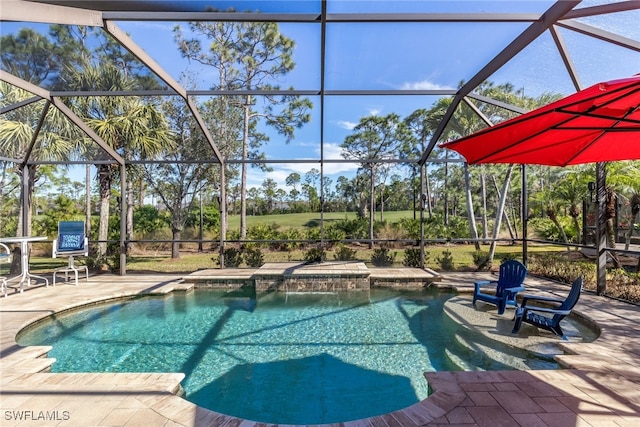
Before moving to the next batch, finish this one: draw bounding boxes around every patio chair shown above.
[1,242,10,297]
[52,221,89,286]
[511,277,583,340]
[472,259,527,315]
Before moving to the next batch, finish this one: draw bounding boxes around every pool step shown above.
[2,372,186,395]
[0,345,55,374]
[3,357,56,373]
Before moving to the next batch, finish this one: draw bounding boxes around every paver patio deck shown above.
[1,269,639,426]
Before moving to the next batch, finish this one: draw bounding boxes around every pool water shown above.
[17,288,557,424]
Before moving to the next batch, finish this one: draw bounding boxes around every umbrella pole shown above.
[596,162,607,295]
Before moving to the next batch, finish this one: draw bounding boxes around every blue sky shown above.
[2,1,640,191]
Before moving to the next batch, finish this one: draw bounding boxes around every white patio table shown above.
[0,236,49,293]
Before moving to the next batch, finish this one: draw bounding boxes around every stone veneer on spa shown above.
[183,261,440,291]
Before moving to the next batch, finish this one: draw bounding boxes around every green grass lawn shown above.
[226,210,418,230]
[22,243,561,274]
[124,243,565,273]
[13,210,563,274]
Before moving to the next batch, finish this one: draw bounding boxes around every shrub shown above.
[472,250,491,271]
[243,244,264,268]
[498,253,519,262]
[324,223,347,248]
[186,204,220,231]
[403,248,429,268]
[333,218,368,239]
[527,254,596,288]
[278,228,303,251]
[371,247,396,266]
[529,217,577,242]
[305,227,322,242]
[304,247,326,263]
[422,215,451,239]
[376,222,409,244]
[397,218,421,240]
[607,269,640,301]
[519,253,640,302]
[86,255,104,272]
[334,244,357,261]
[436,249,454,270]
[247,223,280,246]
[222,247,243,267]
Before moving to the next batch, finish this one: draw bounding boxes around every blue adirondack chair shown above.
[511,277,583,340]
[472,259,527,315]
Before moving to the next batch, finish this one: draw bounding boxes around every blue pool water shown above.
[17,288,557,424]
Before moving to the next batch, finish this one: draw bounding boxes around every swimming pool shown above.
[17,288,559,424]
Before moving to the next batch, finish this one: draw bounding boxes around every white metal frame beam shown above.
[0,70,124,165]
[418,0,582,165]
[1,0,103,26]
[103,21,223,164]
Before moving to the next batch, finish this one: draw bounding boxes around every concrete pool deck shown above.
[1,269,639,426]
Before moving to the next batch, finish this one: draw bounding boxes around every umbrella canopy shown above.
[440,75,640,166]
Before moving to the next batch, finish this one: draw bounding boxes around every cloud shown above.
[337,120,357,130]
[367,108,380,116]
[400,79,455,91]
[244,147,360,190]
[322,162,359,176]
[322,142,344,160]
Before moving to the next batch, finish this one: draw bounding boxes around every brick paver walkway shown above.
[1,270,639,426]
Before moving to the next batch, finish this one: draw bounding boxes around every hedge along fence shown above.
[527,253,640,303]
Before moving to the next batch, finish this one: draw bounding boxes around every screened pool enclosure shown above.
[1,1,639,276]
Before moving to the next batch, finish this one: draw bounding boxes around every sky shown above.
[2,0,640,192]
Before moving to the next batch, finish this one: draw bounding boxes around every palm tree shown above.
[551,167,590,246]
[600,161,640,269]
[0,83,82,236]
[63,63,171,259]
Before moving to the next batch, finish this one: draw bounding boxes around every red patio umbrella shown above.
[440,75,640,166]
[440,75,640,296]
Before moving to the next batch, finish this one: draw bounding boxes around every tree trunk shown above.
[138,175,145,207]
[16,166,35,238]
[85,164,91,246]
[481,170,488,240]
[379,184,385,222]
[369,166,375,249]
[126,179,134,254]
[357,198,368,219]
[624,209,638,251]
[509,197,519,240]
[221,168,228,242]
[491,175,516,241]
[240,97,251,240]
[546,206,570,245]
[464,163,480,251]
[171,228,181,259]
[487,165,514,264]
[443,153,449,226]
[605,187,622,268]
[425,164,433,219]
[570,203,581,247]
[97,165,111,258]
